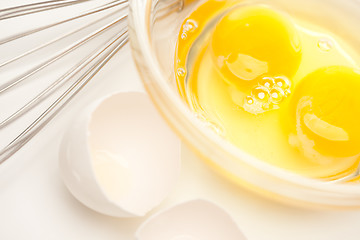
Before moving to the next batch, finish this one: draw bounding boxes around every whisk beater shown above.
[0,0,129,164]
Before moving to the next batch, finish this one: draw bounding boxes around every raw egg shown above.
[288,66,360,159]
[175,0,360,179]
[210,5,301,114]
[211,5,301,85]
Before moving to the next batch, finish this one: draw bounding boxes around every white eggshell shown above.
[59,91,181,217]
[136,199,247,240]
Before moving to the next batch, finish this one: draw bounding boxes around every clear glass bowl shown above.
[128,0,360,208]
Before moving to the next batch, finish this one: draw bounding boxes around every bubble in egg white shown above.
[183,19,198,32]
[317,38,333,51]
[270,87,284,103]
[177,67,186,77]
[259,77,275,88]
[252,86,270,102]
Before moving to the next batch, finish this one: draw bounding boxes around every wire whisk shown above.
[0,0,129,164]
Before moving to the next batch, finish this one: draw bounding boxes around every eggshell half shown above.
[136,199,247,240]
[59,91,181,217]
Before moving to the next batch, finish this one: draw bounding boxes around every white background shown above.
[1,44,360,240]
[1,1,360,239]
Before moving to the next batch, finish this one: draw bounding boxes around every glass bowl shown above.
[128,0,360,208]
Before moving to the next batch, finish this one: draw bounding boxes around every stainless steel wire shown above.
[0,0,129,164]
[0,0,127,45]
[0,0,92,20]
[0,14,127,127]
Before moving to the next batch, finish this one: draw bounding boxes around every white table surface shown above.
[1,2,360,239]
[1,45,360,240]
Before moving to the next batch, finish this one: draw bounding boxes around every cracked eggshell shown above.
[136,199,247,240]
[59,91,181,217]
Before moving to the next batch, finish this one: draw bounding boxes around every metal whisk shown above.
[0,0,129,164]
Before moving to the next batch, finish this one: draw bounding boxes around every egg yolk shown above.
[288,66,360,160]
[210,5,302,114]
[211,5,301,85]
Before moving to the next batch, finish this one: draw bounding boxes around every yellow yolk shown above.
[211,5,301,85]
[210,5,301,114]
[288,66,360,159]
[175,2,360,179]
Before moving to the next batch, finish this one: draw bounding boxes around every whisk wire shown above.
[0,14,127,128]
[0,0,128,45]
[0,14,127,94]
[0,29,128,164]
[0,0,129,164]
[0,2,124,68]
[0,0,91,20]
